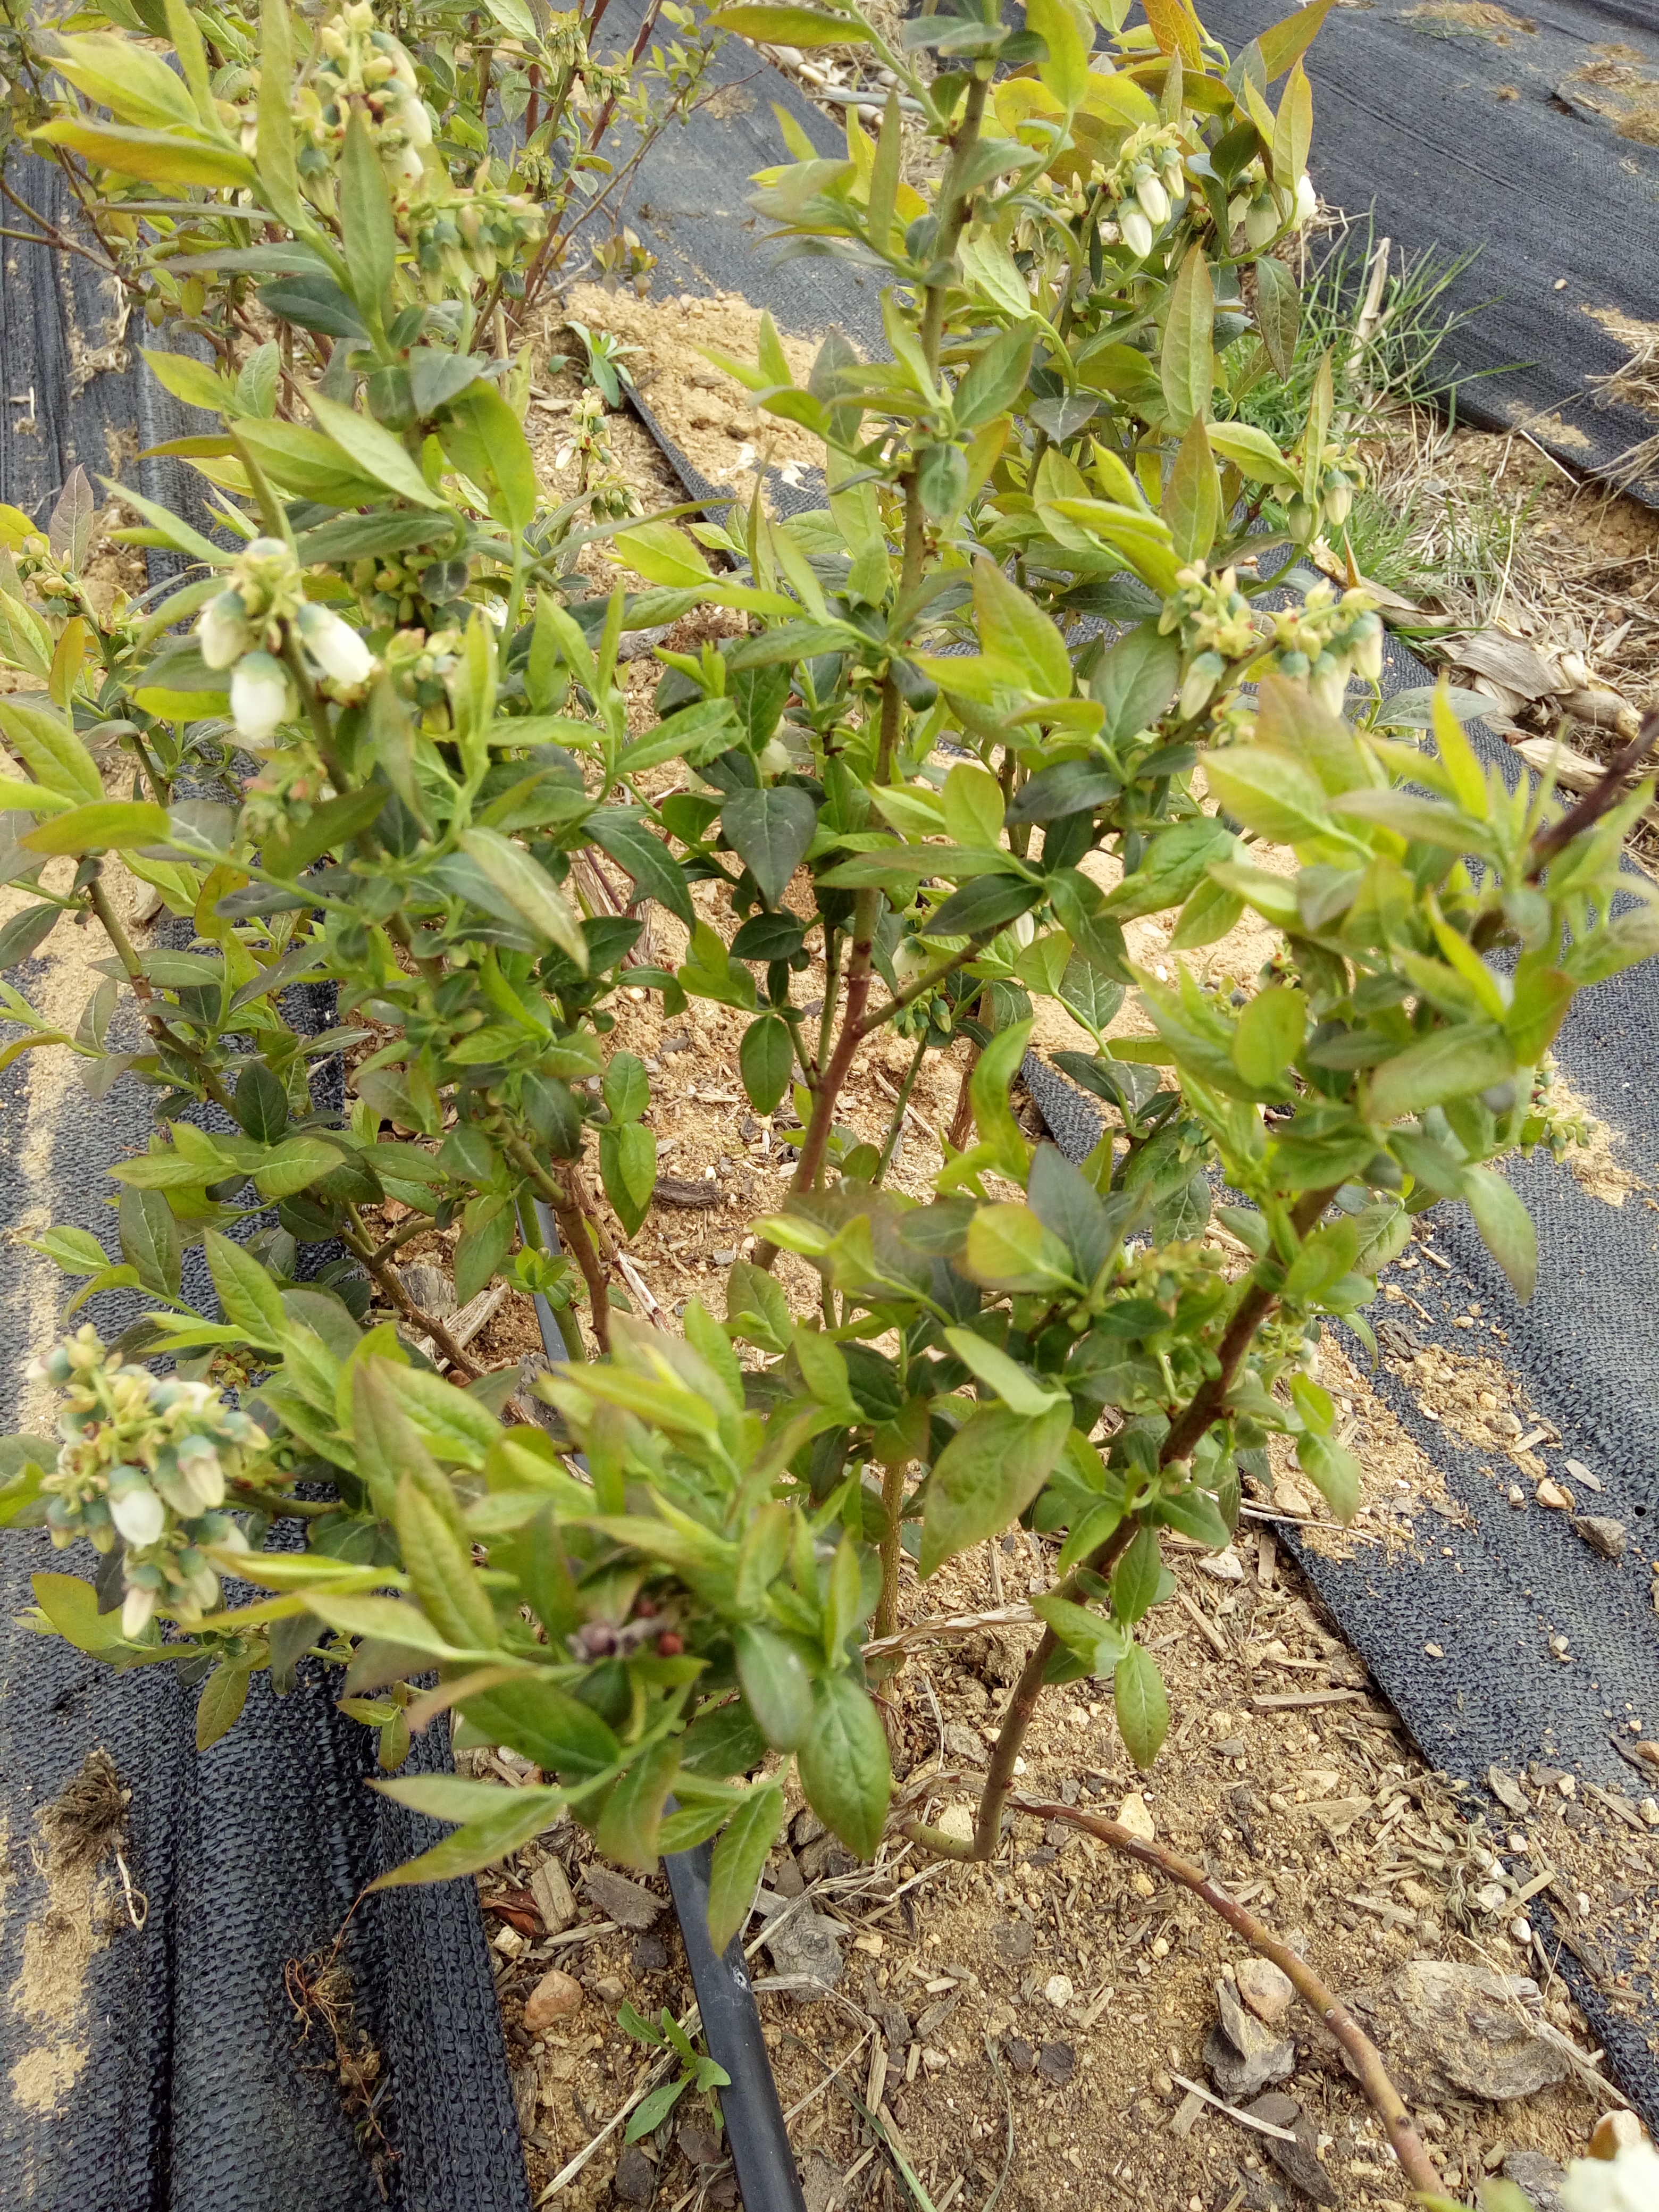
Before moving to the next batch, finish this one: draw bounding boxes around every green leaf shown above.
[1253,255,1300,378]
[1161,245,1214,432]
[960,1204,1077,1294]
[340,108,396,323]
[920,1400,1073,1577]
[1165,417,1220,563]
[204,1229,286,1344]
[1205,420,1299,488]
[234,1059,290,1144]
[255,0,303,227]
[30,1571,131,1652]
[735,1622,814,1750]
[1101,818,1233,921]
[1233,985,1305,1087]
[253,1136,345,1200]
[458,828,587,967]
[1204,745,1335,847]
[306,389,445,510]
[1461,1165,1536,1302]
[739,1015,794,1115]
[589,811,694,928]
[942,1327,1068,1418]
[954,322,1037,432]
[942,762,1006,850]
[1271,61,1313,188]
[119,1184,181,1298]
[720,787,817,909]
[603,1051,650,1126]
[709,3,874,44]
[196,1662,253,1750]
[592,1735,681,1869]
[30,116,256,191]
[797,1669,891,1859]
[928,873,1043,939]
[971,557,1071,699]
[1113,1643,1169,1769]
[707,1782,786,1951]
[1294,1431,1361,1521]
[368,1782,566,1888]
[0,699,107,803]
[599,1121,657,1238]
[396,1473,500,1651]
[1031,1591,1129,1679]
[624,2079,690,2144]
[1027,1142,1118,1283]
[1088,620,1180,745]
[0,903,62,970]
[1110,1523,1165,1624]
[441,383,539,535]
[1168,874,1244,951]
[455,1195,516,1304]
[1364,1023,1510,1124]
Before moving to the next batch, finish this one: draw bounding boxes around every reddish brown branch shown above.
[1010,1796,1447,2199]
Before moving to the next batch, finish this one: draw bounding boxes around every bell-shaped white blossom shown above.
[198,589,251,671]
[108,1478,165,1548]
[230,651,292,745]
[296,602,374,688]
[1120,205,1154,261]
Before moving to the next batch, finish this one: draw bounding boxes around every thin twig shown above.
[1009,1797,1447,2197]
[1168,2074,1297,2142]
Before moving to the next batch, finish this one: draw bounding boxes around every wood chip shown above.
[1169,2074,1297,2142]
[651,1177,723,1209]
[1177,1590,1229,1660]
[1348,1892,1416,1928]
[1256,1531,1277,1589]
[1515,1869,1559,1906]
[1514,1428,1549,1454]
[1171,2087,1208,2138]
[1250,1689,1367,1711]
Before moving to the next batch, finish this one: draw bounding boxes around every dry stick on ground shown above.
[1010,1795,1448,2199]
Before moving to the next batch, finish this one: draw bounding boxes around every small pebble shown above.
[711,1246,738,1266]
[1044,1974,1075,2009]
[1565,1458,1602,1493]
[1571,1514,1627,1560]
[1115,1792,1156,1842]
[1536,1479,1572,1510]
[523,1967,583,2031]
[1236,1957,1294,2029]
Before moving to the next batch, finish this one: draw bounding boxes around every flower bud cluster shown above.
[381,624,466,731]
[1090,126,1188,262]
[1229,158,1318,250]
[405,165,547,301]
[197,537,375,747]
[1282,439,1366,545]
[1262,581,1383,713]
[297,3,434,188]
[1160,562,1262,720]
[31,1326,273,1636]
[554,387,639,521]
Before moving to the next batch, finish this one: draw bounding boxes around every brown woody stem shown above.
[1010,1797,1447,2199]
[86,877,238,1116]
[907,1184,1340,1863]
[342,1216,481,1378]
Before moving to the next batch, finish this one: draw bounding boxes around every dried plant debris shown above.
[283,1940,397,2200]
[1404,2,1537,40]
[5,1750,131,2118]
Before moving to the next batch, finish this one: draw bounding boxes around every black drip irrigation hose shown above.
[527,1196,808,2210]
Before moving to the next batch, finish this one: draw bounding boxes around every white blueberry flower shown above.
[1294,172,1318,227]
[107,1474,165,1548]
[198,589,251,670]
[1120,205,1154,261]
[230,651,292,745]
[295,602,374,687]
[121,1583,157,1638]
[1136,173,1170,227]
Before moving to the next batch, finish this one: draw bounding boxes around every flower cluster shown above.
[1262,581,1384,714]
[197,537,374,746]
[1229,156,1318,250]
[406,164,547,300]
[1160,562,1263,719]
[32,1327,271,1636]
[1090,125,1189,261]
[382,622,466,730]
[553,387,639,520]
[1282,435,1366,545]
[297,2,434,188]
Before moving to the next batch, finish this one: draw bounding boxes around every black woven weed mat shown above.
[1199,0,1659,500]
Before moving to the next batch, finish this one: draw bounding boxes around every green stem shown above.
[86,876,237,1115]
[874,1033,927,1184]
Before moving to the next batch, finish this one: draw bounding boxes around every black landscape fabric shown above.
[1200,0,1659,500]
